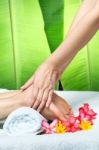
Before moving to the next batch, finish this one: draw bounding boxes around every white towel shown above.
[3,107,46,136]
[0,89,46,135]
[0,90,99,150]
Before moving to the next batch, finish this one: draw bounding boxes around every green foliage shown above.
[39,0,64,52]
[0,0,99,91]
[0,0,50,89]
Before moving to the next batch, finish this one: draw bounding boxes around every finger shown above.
[37,89,48,112]
[32,100,40,110]
[21,76,34,90]
[46,89,53,108]
[32,89,43,110]
[31,86,39,107]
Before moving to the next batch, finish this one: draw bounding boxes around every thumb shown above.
[21,76,34,90]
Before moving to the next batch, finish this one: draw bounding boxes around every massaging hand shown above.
[21,62,60,112]
[19,85,72,121]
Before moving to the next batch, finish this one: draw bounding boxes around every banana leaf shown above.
[39,0,64,52]
[0,0,99,91]
[0,0,16,89]
[0,0,50,89]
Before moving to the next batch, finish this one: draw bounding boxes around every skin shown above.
[21,0,99,112]
[0,86,72,121]
[0,90,22,99]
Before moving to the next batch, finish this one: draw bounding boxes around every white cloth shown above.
[0,89,46,136]
[3,107,46,135]
[0,90,99,150]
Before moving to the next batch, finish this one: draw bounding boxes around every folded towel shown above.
[3,107,46,136]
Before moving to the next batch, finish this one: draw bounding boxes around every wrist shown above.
[44,59,61,81]
[45,56,65,76]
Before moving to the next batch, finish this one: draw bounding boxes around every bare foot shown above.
[41,93,72,121]
[0,90,22,99]
[13,85,35,107]
[11,85,72,121]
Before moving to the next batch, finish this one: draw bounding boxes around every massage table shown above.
[0,90,99,150]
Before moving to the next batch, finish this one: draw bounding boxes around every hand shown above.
[21,86,72,121]
[21,62,60,112]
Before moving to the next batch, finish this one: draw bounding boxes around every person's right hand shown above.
[18,86,72,121]
[21,62,60,112]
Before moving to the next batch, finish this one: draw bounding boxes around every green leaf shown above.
[0,0,50,89]
[0,0,99,91]
[0,0,16,89]
[39,0,64,53]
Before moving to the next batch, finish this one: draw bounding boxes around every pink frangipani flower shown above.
[41,103,97,134]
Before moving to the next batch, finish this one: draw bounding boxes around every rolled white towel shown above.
[3,107,46,135]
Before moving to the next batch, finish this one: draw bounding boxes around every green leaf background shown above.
[0,0,99,91]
